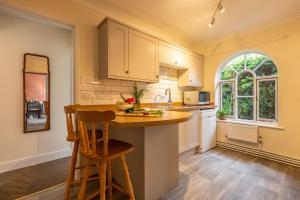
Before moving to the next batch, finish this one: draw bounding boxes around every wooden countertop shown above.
[76,105,192,128]
[111,111,192,128]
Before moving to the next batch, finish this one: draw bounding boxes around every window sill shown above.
[216,119,284,130]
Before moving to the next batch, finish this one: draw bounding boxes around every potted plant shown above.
[216,109,227,120]
[131,84,148,109]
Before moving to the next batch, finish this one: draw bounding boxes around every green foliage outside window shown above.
[259,80,276,119]
[221,83,234,116]
[220,53,277,121]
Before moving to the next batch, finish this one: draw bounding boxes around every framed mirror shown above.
[23,53,50,133]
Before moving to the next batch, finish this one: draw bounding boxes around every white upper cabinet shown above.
[128,29,159,82]
[159,40,203,87]
[99,19,158,82]
[178,53,203,87]
[159,41,189,69]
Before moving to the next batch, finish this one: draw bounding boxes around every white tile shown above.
[102,85,112,92]
[94,93,112,100]
[93,99,112,105]
[121,80,136,86]
[80,84,93,91]
[93,84,102,92]
[103,79,121,86]
[111,85,129,93]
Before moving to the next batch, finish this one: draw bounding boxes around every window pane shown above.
[226,54,245,72]
[221,83,234,116]
[237,97,254,120]
[259,80,276,120]
[238,71,254,96]
[246,53,266,70]
[255,59,277,77]
[220,68,236,80]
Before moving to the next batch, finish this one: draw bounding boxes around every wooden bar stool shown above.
[64,105,102,200]
[77,110,135,200]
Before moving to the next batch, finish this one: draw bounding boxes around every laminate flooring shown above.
[0,156,70,200]
[5,147,300,200]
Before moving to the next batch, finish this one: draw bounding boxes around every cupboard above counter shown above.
[98,18,203,87]
[99,19,159,82]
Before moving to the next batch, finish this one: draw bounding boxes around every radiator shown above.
[226,124,259,144]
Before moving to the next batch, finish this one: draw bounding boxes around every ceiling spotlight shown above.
[207,0,226,28]
[208,18,215,28]
[218,3,225,13]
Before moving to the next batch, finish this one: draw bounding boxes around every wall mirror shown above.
[24,53,50,133]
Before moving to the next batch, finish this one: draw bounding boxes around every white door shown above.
[108,21,129,78]
[128,29,158,81]
[187,111,199,149]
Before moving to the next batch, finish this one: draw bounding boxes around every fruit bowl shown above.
[116,103,134,111]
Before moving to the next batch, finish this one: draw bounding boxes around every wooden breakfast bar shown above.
[78,105,192,200]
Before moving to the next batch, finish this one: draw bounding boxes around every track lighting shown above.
[208,17,215,28]
[219,3,225,13]
[208,0,225,28]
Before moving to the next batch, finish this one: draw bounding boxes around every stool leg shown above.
[64,141,79,200]
[120,155,135,200]
[78,159,90,200]
[107,160,113,200]
[99,160,107,200]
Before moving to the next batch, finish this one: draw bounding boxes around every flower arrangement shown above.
[116,93,135,111]
[131,84,148,108]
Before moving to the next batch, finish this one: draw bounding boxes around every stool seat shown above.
[96,139,133,159]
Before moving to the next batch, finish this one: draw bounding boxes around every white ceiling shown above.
[97,0,300,44]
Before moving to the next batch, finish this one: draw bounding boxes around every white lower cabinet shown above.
[178,109,217,154]
[178,110,200,153]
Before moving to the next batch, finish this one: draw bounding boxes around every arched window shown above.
[219,52,278,122]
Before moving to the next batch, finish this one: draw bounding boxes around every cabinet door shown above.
[188,54,203,87]
[159,41,187,68]
[108,21,129,78]
[129,29,159,82]
[187,111,199,148]
[178,122,187,153]
[159,41,183,66]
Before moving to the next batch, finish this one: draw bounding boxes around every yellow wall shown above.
[0,0,192,104]
[194,17,300,160]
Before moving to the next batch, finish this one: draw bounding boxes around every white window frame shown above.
[220,81,235,118]
[235,69,256,121]
[218,52,278,125]
[256,78,278,123]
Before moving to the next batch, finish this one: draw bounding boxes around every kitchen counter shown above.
[77,104,192,200]
[111,111,192,128]
[162,104,216,111]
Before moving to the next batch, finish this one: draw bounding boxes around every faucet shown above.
[154,95,163,107]
[165,88,172,107]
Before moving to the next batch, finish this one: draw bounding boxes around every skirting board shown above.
[0,148,72,173]
[217,141,300,167]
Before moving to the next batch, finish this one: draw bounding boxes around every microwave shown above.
[183,91,210,105]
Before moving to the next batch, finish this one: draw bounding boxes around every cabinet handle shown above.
[126,70,129,74]
[175,61,178,65]
[190,80,192,83]
[156,75,159,78]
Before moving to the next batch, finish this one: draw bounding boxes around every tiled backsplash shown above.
[79,67,183,105]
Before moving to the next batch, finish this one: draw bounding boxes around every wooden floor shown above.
[163,147,300,200]
[0,157,70,200]
[6,147,300,200]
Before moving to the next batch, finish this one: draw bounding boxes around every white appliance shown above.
[183,91,210,105]
[199,109,216,153]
